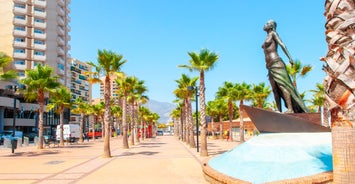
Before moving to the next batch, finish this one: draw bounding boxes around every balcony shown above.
[13,7,27,15]
[57,37,65,46]
[57,69,65,76]
[34,0,46,8]
[13,29,27,37]
[13,41,26,48]
[34,22,46,29]
[13,52,27,59]
[57,7,65,16]
[58,78,65,85]
[57,17,65,26]
[57,0,65,6]
[33,43,46,50]
[57,27,65,36]
[33,11,46,19]
[33,33,46,39]
[13,0,27,3]
[57,57,65,65]
[13,63,27,71]
[57,47,65,55]
[33,55,46,61]
[13,18,26,26]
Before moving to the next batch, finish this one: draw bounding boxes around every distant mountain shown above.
[143,100,176,124]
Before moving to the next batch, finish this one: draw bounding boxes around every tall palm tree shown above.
[323,1,355,182]
[251,82,271,108]
[286,59,313,89]
[216,82,238,141]
[170,108,181,137]
[308,83,324,113]
[20,64,60,149]
[47,86,72,146]
[235,82,252,143]
[179,48,219,157]
[115,75,136,149]
[0,52,17,81]
[72,97,90,143]
[87,49,127,158]
[174,74,198,148]
[206,100,219,137]
[111,104,122,137]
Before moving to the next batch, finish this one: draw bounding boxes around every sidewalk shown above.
[0,136,240,184]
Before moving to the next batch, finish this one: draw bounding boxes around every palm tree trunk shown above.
[79,113,84,143]
[199,72,208,157]
[228,101,233,142]
[103,76,111,158]
[122,96,129,149]
[59,110,64,146]
[37,92,45,149]
[323,1,355,183]
[239,101,245,142]
[188,98,196,148]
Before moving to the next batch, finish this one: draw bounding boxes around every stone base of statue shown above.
[242,105,330,133]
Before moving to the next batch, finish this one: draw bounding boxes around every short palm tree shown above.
[20,64,60,149]
[179,48,219,157]
[0,52,17,81]
[89,101,105,140]
[47,86,72,146]
[251,82,271,108]
[216,82,238,141]
[286,59,312,89]
[87,49,127,158]
[235,82,252,143]
[72,97,90,143]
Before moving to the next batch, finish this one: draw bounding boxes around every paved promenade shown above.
[0,136,239,184]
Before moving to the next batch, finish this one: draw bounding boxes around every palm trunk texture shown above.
[323,1,355,183]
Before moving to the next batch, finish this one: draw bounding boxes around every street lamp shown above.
[188,86,199,152]
[6,84,18,154]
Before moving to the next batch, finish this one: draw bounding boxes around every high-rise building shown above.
[0,0,71,87]
[0,0,71,136]
[70,58,92,123]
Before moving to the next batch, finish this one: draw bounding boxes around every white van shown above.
[56,124,80,141]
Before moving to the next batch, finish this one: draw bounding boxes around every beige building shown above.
[0,0,71,87]
[70,58,92,123]
[0,0,71,136]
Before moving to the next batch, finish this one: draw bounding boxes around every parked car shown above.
[87,130,102,139]
[157,130,163,136]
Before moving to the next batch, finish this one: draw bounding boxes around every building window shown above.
[15,15,25,20]
[34,29,44,34]
[17,72,25,77]
[34,40,44,45]
[14,26,25,31]
[14,4,26,9]
[14,49,25,53]
[34,7,45,12]
[34,18,44,23]
[58,63,64,70]
[14,60,25,65]
[14,37,25,42]
[34,51,44,56]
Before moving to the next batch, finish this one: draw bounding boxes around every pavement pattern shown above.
[0,136,239,184]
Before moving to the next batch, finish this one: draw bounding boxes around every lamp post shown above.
[7,85,18,153]
[188,86,199,152]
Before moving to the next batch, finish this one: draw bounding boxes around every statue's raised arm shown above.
[262,20,308,113]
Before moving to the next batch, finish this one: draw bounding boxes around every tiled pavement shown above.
[0,136,240,184]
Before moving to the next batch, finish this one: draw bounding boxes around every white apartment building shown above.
[0,0,71,136]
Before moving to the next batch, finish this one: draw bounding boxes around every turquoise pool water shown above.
[208,133,332,183]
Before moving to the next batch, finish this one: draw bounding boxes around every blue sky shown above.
[69,0,327,104]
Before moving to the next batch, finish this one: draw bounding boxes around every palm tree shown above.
[87,49,127,158]
[115,75,136,149]
[286,59,312,89]
[308,83,324,113]
[235,82,252,143]
[179,48,219,157]
[20,64,60,149]
[111,104,122,137]
[323,1,355,182]
[72,97,90,143]
[251,82,271,108]
[206,100,219,137]
[174,74,198,148]
[47,86,72,146]
[89,101,105,140]
[170,108,181,137]
[0,52,17,81]
[216,82,238,141]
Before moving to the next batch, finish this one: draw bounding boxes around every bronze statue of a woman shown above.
[262,20,308,113]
